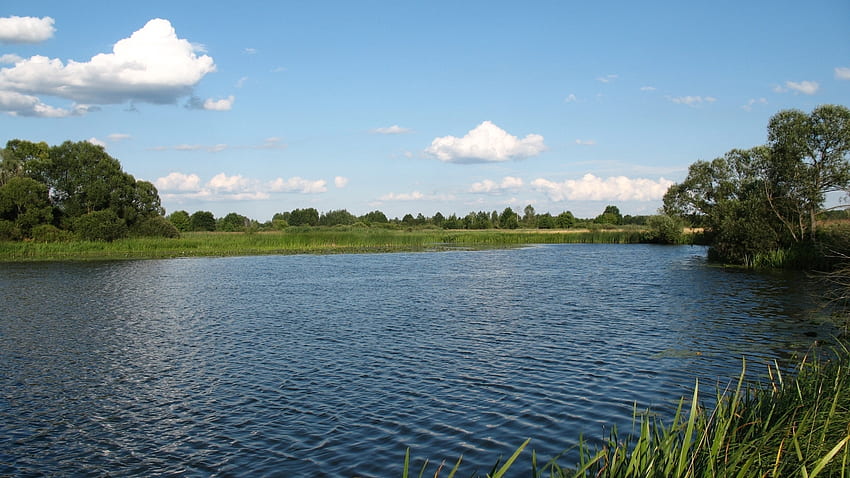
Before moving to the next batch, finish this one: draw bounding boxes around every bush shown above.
[74,210,128,242]
[132,215,180,238]
[0,219,20,241]
[645,214,684,244]
[30,224,73,242]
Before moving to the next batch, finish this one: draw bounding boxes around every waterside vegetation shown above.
[404,342,850,477]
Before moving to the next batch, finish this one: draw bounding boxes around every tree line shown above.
[0,140,177,242]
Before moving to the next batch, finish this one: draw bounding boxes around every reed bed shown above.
[404,342,850,477]
[0,228,662,262]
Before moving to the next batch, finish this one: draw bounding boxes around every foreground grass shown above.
[405,343,850,477]
[0,227,675,262]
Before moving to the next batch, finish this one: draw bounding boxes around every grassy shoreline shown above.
[0,227,690,262]
[406,342,850,477]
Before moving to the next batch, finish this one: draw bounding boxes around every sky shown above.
[0,1,848,221]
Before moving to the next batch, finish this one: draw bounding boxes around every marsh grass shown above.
[404,343,850,477]
[0,228,677,262]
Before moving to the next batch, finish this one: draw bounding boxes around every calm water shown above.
[0,244,831,477]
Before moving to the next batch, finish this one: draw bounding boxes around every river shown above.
[0,244,832,476]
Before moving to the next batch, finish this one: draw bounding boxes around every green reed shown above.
[403,342,850,477]
[0,228,655,261]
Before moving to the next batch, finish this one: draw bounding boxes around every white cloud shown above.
[235,76,248,88]
[742,98,768,111]
[0,16,55,44]
[836,67,850,80]
[380,191,424,201]
[202,95,235,111]
[640,86,656,91]
[424,121,546,163]
[532,174,674,201]
[372,125,412,134]
[334,176,349,188]
[470,176,524,194]
[564,93,577,103]
[156,172,328,201]
[0,18,215,117]
[597,74,618,83]
[107,133,131,141]
[87,137,106,147]
[575,139,596,146]
[775,80,819,95]
[244,48,257,55]
[151,137,286,153]
[155,172,202,192]
[668,96,717,106]
[268,177,327,193]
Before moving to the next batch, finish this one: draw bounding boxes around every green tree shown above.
[288,207,319,226]
[432,211,445,227]
[320,209,356,226]
[167,210,192,232]
[360,210,388,224]
[555,211,575,228]
[0,176,53,237]
[645,214,684,244]
[74,209,128,242]
[218,212,249,232]
[537,213,555,229]
[0,139,49,186]
[499,207,519,229]
[522,204,536,228]
[190,210,216,231]
[595,205,622,225]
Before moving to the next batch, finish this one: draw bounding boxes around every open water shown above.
[0,244,831,476]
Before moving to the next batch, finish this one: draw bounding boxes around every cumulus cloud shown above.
[532,174,674,202]
[155,172,328,201]
[155,172,202,192]
[334,176,349,188]
[0,16,55,44]
[424,121,546,163]
[774,80,819,95]
[87,137,106,147]
[372,125,412,134]
[668,95,717,106]
[470,176,524,194]
[836,67,850,80]
[0,18,216,117]
[0,54,23,64]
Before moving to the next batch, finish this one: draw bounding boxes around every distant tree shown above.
[402,213,416,226]
[595,205,622,225]
[0,139,49,186]
[190,210,216,231]
[415,213,426,225]
[443,213,463,229]
[360,210,388,224]
[432,211,445,227]
[288,208,319,226]
[555,211,575,228]
[132,216,180,238]
[499,207,519,229]
[490,210,499,228]
[218,212,249,232]
[320,209,356,226]
[537,213,555,229]
[167,210,192,232]
[645,214,684,244]
[522,204,537,228]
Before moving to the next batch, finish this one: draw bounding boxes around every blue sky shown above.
[1,1,848,221]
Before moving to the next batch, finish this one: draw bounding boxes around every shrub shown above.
[74,210,128,242]
[0,219,20,241]
[30,224,73,242]
[132,215,180,238]
[645,214,684,244]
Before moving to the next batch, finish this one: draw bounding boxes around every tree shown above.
[0,139,49,187]
[766,104,850,240]
[190,210,216,231]
[218,212,249,232]
[595,205,622,225]
[167,210,192,232]
[361,210,388,224]
[0,176,53,237]
[555,211,575,228]
[537,213,555,229]
[645,215,684,244]
[499,207,519,229]
[74,209,128,242]
[522,204,536,228]
[320,209,356,226]
[288,208,319,226]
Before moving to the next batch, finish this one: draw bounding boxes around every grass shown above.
[0,227,690,262]
[403,342,850,477]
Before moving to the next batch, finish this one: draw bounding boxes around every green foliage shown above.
[74,209,128,242]
[218,212,250,232]
[595,205,623,225]
[645,214,684,244]
[0,219,20,240]
[190,210,216,231]
[319,208,356,226]
[361,210,389,224]
[167,210,192,232]
[288,207,320,226]
[30,224,73,243]
[132,215,180,238]
[555,211,575,228]
[499,207,519,229]
[0,176,53,237]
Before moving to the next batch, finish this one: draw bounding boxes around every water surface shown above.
[0,244,828,476]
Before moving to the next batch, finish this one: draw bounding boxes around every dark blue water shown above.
[0,244,829,476]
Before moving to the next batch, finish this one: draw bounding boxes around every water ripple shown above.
[0,245,829,476]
